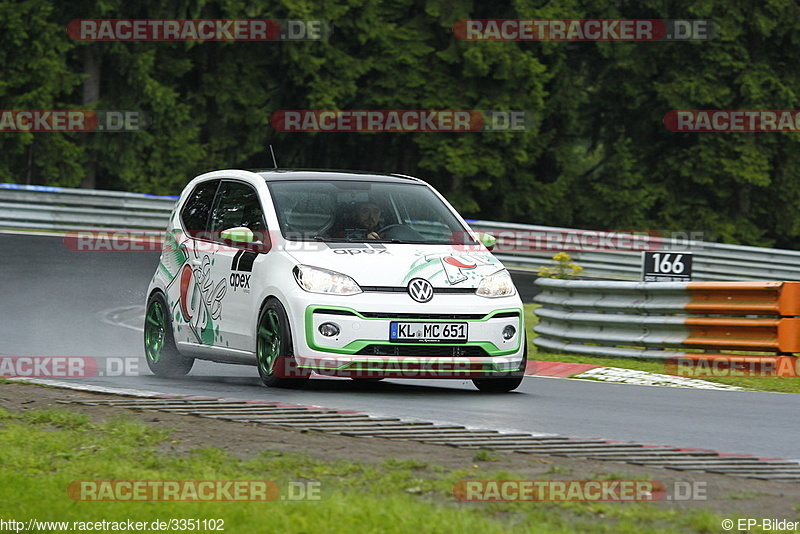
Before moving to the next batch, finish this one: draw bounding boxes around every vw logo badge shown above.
[408,278,434,303]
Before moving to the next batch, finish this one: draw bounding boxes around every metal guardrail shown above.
[2,183,799,282]
[468,219,800,281]
[533,278,800,363]
[0,183,176,231]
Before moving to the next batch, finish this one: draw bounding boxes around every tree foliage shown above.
[1,0,799,247]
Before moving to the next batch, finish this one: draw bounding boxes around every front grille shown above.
[361,286,475,294]
[355,345,489,357]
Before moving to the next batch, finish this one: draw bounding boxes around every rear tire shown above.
[256,298,308,388]
[472,338,527,393]
[144,292,194,377]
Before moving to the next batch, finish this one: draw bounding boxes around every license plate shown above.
[389,322,468,343]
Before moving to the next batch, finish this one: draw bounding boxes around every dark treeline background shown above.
[3,0,800,248]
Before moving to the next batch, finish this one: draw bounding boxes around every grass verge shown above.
[0,406,736,533]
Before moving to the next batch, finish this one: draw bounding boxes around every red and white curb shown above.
[526,361,743,390]
[572,367,743,390]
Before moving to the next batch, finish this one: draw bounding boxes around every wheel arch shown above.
[147,287,173,318]
[256,291,299,345]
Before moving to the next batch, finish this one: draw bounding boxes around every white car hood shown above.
[284,242,504,288]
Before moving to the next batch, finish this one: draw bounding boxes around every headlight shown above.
[293,265,362,295]
[476,270,516,298]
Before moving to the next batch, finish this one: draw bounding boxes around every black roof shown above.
[252,169,424,184]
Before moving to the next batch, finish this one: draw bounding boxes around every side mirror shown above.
[221,226,255,244]
[220,226,270,252]
[475,232,497,251]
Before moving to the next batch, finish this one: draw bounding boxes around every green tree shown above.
[568,0,800,247]
[0,0,85,185]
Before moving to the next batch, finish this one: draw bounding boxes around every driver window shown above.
[209,181,267,239]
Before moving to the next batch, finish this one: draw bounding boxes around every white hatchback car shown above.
[145,169,526,392]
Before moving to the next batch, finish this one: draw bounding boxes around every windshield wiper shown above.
[367,238,433,244]
[310,236,368,243]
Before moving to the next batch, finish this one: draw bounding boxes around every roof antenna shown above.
[269,145,278,169]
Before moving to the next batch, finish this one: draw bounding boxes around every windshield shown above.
[267,180,475,244]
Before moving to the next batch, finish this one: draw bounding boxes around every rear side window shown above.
[180,180,219,238]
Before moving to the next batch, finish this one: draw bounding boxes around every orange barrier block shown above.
[686,281,800,316]
[683,317,800,352]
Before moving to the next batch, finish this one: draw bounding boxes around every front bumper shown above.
[286,292,525,379]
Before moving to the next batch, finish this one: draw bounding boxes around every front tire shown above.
[144,292,194,377]
[256,298,308,388]
[472,338,527,393]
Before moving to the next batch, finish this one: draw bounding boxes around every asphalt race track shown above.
[2,233,798,461]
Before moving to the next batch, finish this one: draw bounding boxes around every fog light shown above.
[502,325,516,340]
[319,322,340,337]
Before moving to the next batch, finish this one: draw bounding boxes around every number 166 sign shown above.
[642,251,693,282]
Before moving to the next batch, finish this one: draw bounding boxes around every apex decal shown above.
[230,250,257,292]
[333,248,389,255]
[328,243,389,255]
[230,273,251,291]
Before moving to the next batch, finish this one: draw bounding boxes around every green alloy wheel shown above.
[144,292,194,377]
[256,298,308,388]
